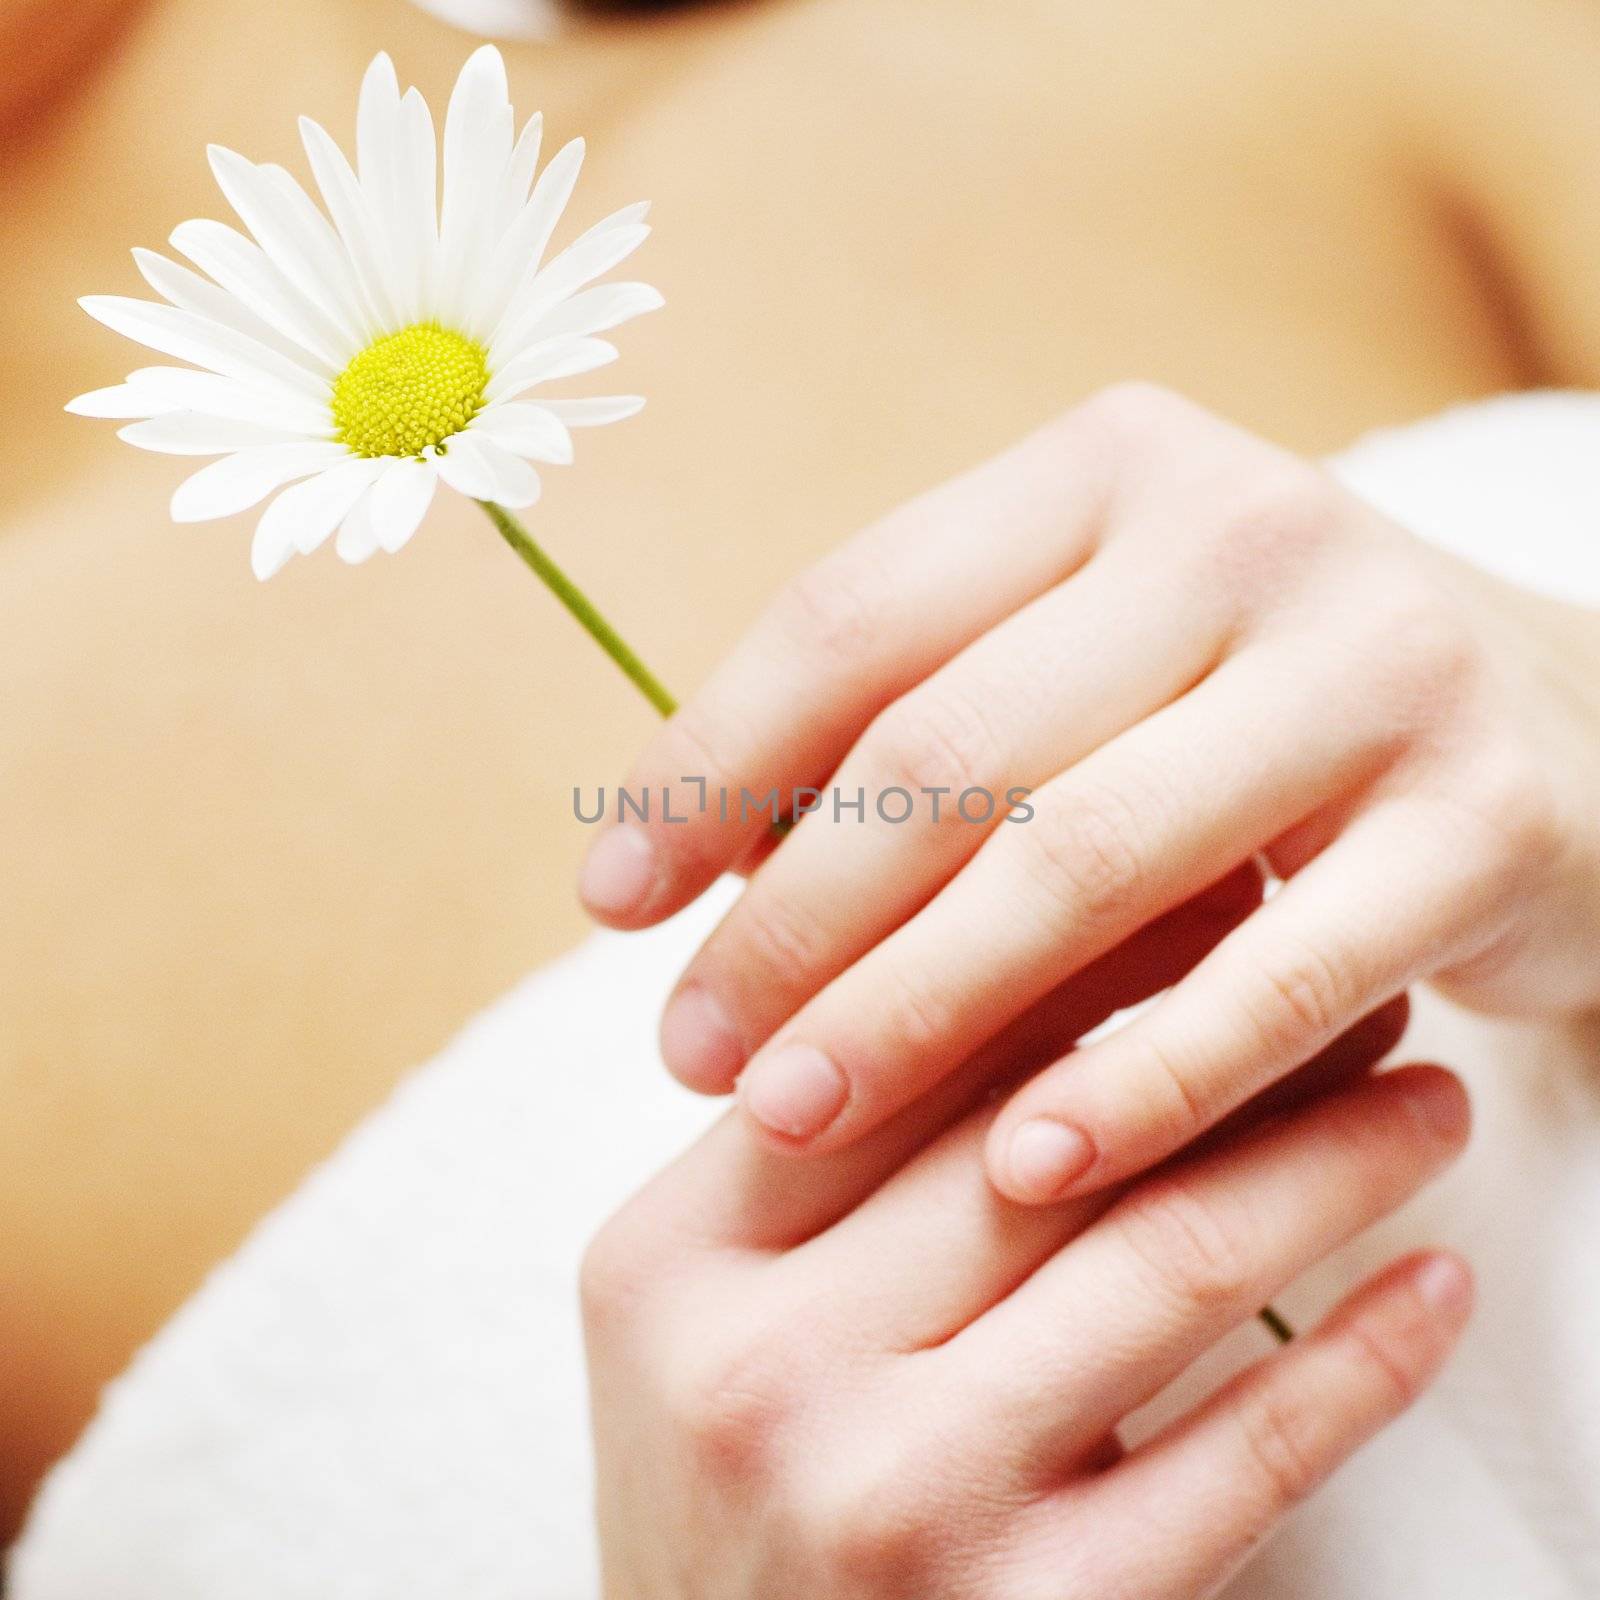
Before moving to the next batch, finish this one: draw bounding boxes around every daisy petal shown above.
[335,486,384,564]
[366,458,438,553]
[467,433,543,507]
[538,395,646,427]
[298,117,402,331]
[355,56,415,321]
[599,200,651,228]
[133,246,338,375]
[207,147,369,347]
[122,366,332,435]
[471,401,573,464]
[356,53,402,189]
[65,384,173,419]
[171,441,352,523]
[78,294,329,402]
[484,337,618,404]
[168,220,348,372]
[430,433,499,500]
[443,46,512,204]
[266,163,383,344]
[251,521,299,583]
[252,455,385,578]
[519,282,664,344]
[538,220,652,303]
[492,221,649,360]
[392,89,441,323]
[502,112,544,223]
[472,136,584,340]
[439,46,514,325]
[119,414,305,455]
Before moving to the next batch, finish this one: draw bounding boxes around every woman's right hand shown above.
[582,994,1473,1600]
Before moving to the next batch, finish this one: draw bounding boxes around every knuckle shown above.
[579,1205,657,1332]
[864,689,1004,809]
[1232,458,1340,542]
[1461,751,1563,878]
[1237,1385,1326,1515]
[1199,459,1343,588]
[1375,587,1482,713]
[668,699,746,791]
[661,704,768,868]
[1125,1027,1214,1142]
[1341,1316,1428,1413]
[822,1488,926,1592]
[1023,779,1151,930]
[1497,772,1564,879]
[1117,1176,1257,1315]
[796,1450,940,1595]
[734,887,832,982]
[879,961,961,1056]
[667,1332,795,1489]
[1235,935,1351,1060]
[1074,380,1192,449]
[773,550,892,672]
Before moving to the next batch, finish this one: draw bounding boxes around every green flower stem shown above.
[480,500,1291,1346]
[479,500,679,717]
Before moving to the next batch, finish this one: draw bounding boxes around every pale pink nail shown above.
[1006,1119,1096,1202]
[1415,1255,1473,1319]
[579,826,657,918]
[740,1045,848,1142]
[661,985,745,1092]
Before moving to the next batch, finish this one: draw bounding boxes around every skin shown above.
[586,980,1474,1598]
[596,385,1600,1207]
[6,0,1600,1535]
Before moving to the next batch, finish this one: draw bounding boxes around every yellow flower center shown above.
[331,323,490,458]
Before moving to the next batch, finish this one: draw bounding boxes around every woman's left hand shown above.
[580,383,1600,1204]
[584,1004,1472,1600]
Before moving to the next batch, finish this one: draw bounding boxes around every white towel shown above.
[12,393,1600,1598]
[406,0,561,42]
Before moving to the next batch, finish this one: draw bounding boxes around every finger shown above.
[619,870,1261,1254]
[733,637,1394,1153]
[1050,1251,1472,1600]
[1199,992,1409,1148]
[986,793,1497,1204]
[659,534,1230,1091]
[576,415,1114,929]
[787,998,1409,1353]
[940,1065,1468,1476]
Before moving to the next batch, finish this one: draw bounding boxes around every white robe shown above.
[12,394,1600,1598]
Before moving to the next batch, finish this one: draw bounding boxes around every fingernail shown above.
[740,1044,848,1142]
[661,985,745,1092]
[579,826,657,919]
[1415,1255,1473,1319]
[1402,1072,1470,1144]
[1006,1118,1097,1202]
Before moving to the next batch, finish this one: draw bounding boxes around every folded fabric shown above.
[406,0,561,42]
[12,393,1600,1598]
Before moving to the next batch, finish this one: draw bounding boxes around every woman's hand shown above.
[579,383,1600,1203]
[583,1002,1472,1600]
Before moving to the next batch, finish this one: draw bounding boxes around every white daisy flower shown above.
[68,45,661,581]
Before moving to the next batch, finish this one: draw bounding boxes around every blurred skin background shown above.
[5,0,1600,1540]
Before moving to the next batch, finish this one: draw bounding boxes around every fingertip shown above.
[987,1115,1098,1205]
[738,1043,849,1147]
[1410,1250,1475,1326]
[1326,1249,1475,1385]
[1381,1062,1473,1151]
[660,984,745,1094]
[578,825,662,925]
